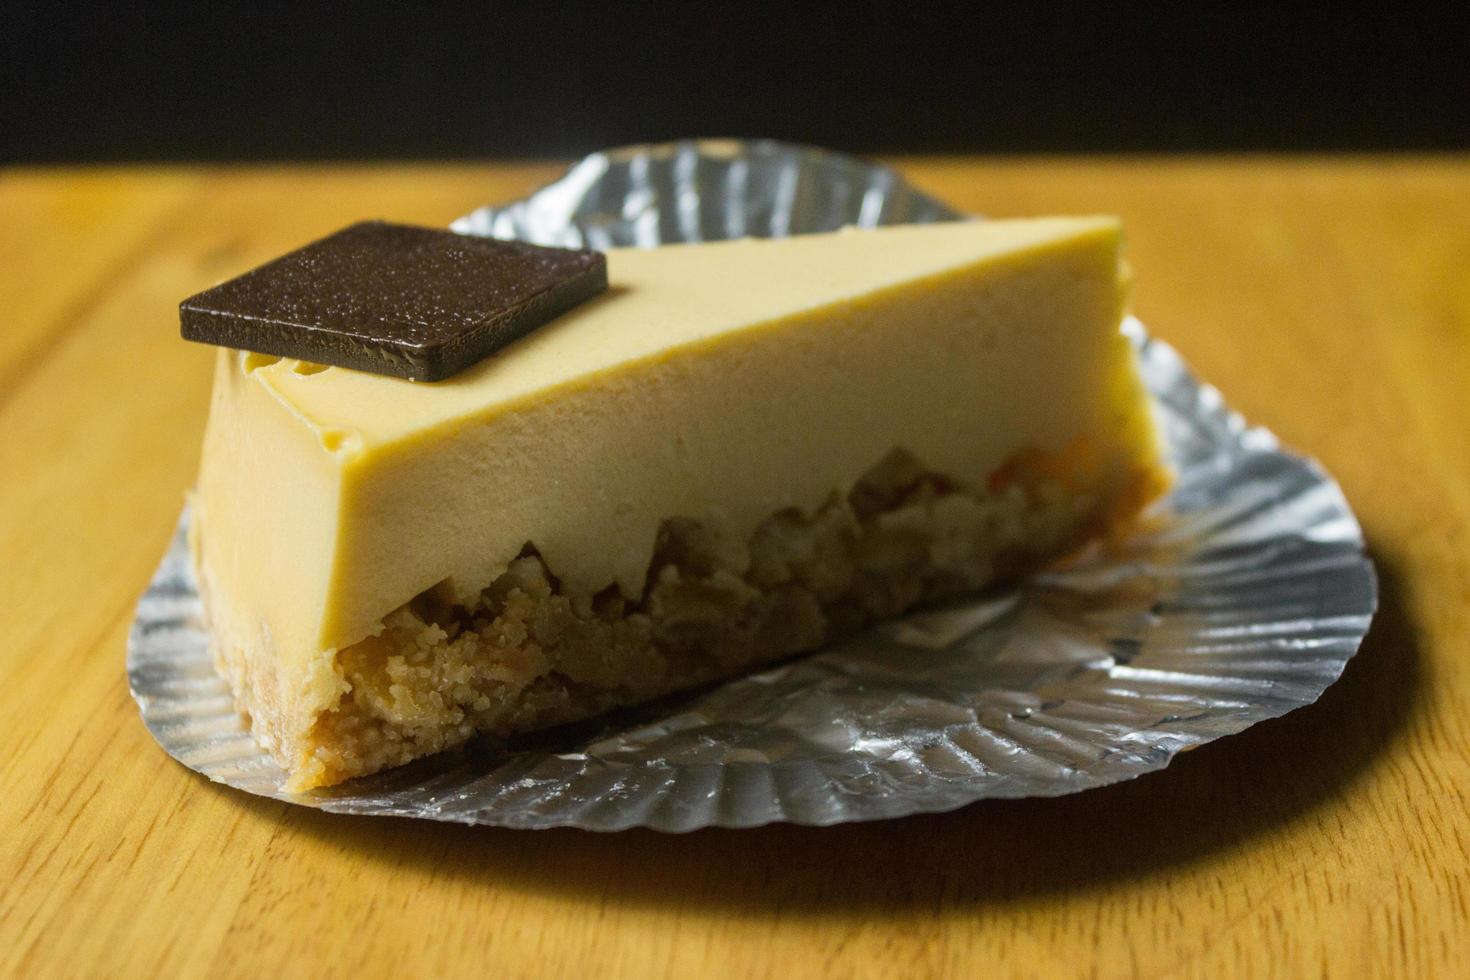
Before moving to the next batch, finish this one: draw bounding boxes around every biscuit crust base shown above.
[203,448,1167,791]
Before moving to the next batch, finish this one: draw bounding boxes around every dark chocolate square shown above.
[180,221,607,381]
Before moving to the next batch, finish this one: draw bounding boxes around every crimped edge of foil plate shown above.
[128,140,1376,831]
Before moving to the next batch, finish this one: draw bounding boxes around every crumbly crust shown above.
[260,448,1162,790]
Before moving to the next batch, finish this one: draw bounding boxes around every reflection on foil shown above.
[128,140,1376,831]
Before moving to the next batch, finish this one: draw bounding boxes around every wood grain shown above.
[1,157,1467,979]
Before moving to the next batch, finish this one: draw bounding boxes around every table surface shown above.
[2,156,1468,979]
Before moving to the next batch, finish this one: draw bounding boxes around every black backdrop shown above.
[6,3,1468,162]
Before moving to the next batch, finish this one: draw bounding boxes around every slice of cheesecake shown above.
[191,218,1168,790]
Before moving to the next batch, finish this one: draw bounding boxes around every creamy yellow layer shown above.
[193,218,1162,750]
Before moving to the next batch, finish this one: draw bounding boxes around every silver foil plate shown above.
[128,140,1376,831]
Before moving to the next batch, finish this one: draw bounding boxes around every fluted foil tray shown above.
[128,140,1376,831]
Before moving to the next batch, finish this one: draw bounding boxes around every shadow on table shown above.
[238,541,1421,914]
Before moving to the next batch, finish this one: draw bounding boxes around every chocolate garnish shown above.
[180,221,607,381]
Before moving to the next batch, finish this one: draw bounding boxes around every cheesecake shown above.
[190,218,1169,790]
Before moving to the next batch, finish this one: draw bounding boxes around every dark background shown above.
[5,3,1468,163]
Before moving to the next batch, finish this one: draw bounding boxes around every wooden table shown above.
[3,157,1467,979]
